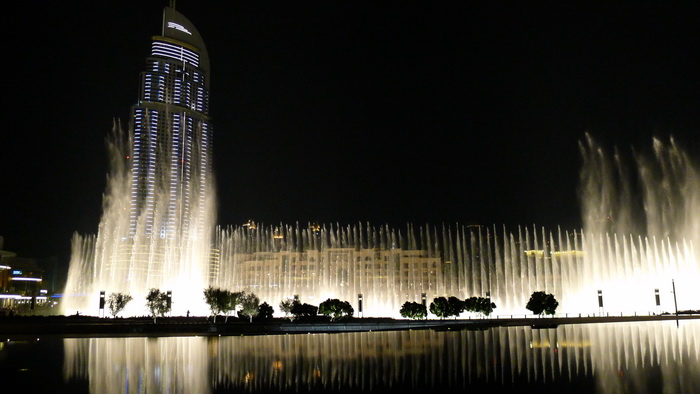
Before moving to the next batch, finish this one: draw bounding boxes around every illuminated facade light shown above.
[10,277,42,282]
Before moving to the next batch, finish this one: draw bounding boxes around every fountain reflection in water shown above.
[64,336,209,393]
[62,321,700,393]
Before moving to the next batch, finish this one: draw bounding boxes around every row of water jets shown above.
[61,134,699,317]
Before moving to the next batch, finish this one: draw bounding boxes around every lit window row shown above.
[151,41,199,67]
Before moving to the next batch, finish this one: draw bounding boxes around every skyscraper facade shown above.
[62,6,216,316]
[129,7,212,241]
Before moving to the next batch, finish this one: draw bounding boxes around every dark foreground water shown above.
[1,320,698,393]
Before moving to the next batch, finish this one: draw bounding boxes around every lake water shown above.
[1,320,698,393]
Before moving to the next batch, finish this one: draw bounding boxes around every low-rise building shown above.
[0,237,46,314]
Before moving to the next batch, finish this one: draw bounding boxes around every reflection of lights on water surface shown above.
[62,321,700,393]
[530,340,592,349]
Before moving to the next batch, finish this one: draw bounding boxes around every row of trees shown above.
[400,296,496,320]
[104,288,267,322]
[102,289,355,322]
[278,298,354,321]
[104,289,173,322]
[103,289,559,321]
[202,287,265,322]
[204,290,355,323]
[400,291,559,320]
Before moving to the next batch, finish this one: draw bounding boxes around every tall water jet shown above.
[61,7,216,316]
[211,136,697,317]
[577,134,699,314]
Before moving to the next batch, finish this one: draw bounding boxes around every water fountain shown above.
[62,129,698,317]
[56,6,697,318]
[574,134,699,315]
[61,6,216,317]
[212,135,698,317]
[61,124,216,316]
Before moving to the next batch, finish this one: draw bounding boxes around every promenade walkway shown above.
[1,314,698,339]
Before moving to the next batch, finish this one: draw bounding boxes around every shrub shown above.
[290,301,318,319]
[318,298,354,321]
[429,297,452,319]
[399,301,427,319]
[526,291,558,316]
[447,296,466,317]
[464,296,497,316]
[257,302,274,320]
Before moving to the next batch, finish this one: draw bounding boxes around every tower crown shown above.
[160,7,210,84]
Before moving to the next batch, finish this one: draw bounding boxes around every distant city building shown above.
[129,7,212,240]
[234,248,444,293]
[0,238,47,313]
[0,238,17,305]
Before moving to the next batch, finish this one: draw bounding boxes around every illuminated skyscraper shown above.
[62,6,215,316]
[129,7,212,240]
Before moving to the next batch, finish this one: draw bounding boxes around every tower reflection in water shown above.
[63,321,700,393]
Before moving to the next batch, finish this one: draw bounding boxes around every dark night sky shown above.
[2,2,699,265]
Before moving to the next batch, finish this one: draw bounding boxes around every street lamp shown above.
[99,290,105,317]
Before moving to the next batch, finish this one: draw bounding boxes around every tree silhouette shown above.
[107,292,132,318]
[400,301,427,319]
[526,291,559,316]
[145,288,170,322]
[257,302,274,320]
[319,298,354,321]
[239,293,260,322]
[279,299,295,320]
[429,297,451,319]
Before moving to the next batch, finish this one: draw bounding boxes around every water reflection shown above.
[63,321,700,393]
[64,337,209,393]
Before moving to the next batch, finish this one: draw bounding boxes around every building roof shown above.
[161,6,210,77]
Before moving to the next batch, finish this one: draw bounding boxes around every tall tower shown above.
[129,7,212,241]
[62,6,215,316]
